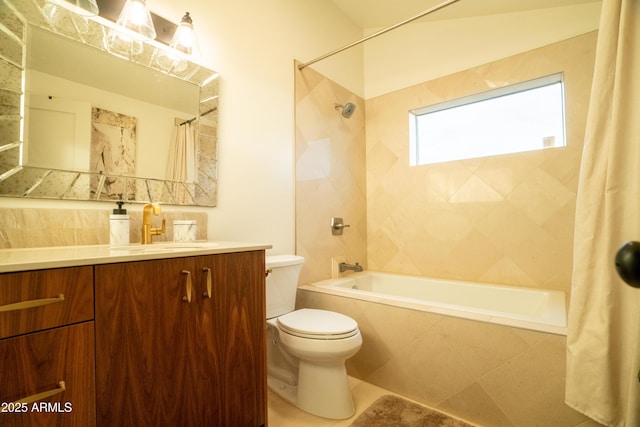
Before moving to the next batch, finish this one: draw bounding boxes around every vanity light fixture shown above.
[105,0,156,57]
[169,12,200,59]
[112,0,156,40]
[45,0,99,17]
[153,12,200,72]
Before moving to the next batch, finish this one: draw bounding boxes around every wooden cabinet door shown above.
[94,258,201,427]
[0,322,96,427]
[197,251,266,426]
[94,251,267,427]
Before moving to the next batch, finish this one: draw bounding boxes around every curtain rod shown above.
[298,0,460,70]
[180,106,218,126]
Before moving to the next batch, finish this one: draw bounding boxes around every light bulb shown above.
[105,0,156,57]
[153,12,200,73]
[169,12,200,59]
[113,0,156,40]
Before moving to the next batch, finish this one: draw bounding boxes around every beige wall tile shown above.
[298,288,595,427]
[479,335,591,426]
[295,65,367,284]
[365,32,597,296]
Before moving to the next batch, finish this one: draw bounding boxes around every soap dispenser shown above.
[110,201,130,246]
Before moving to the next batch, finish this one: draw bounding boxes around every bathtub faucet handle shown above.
[331,217,350,235]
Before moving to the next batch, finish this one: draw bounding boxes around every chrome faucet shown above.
[141,203,166,244]
[339,262,363,273]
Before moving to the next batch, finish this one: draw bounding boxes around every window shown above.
[409,73,566,165]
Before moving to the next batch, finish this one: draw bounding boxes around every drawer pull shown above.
[14,381,66,404]
[202,267,212,298]
[0,294,65,313]
[181,270,192,303]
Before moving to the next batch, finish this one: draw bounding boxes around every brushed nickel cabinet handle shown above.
[0,294,65,313]
[181,270,192,303]
[14,381,66,404]
[202,267,212,298]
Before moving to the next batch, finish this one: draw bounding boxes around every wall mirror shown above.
[0,0,219,206]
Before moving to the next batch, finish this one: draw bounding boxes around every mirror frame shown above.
[0,0,219,206]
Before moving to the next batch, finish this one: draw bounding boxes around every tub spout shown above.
[339,262,363,273]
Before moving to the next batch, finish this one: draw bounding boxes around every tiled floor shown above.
[267,377,403,426]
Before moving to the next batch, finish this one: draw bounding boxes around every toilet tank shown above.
[266,255,305,319]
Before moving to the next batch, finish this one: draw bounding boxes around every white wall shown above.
[363,3,601,98]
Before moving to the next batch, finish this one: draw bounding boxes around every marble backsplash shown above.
[0,207,207,249]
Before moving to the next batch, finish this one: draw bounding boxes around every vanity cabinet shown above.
[0,267,96,427]
[94,250,266,427]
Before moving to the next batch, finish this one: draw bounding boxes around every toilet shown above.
[265,255,362,419]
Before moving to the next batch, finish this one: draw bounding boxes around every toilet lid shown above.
[277,308,358,339]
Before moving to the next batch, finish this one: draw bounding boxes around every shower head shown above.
[335,102,356,119]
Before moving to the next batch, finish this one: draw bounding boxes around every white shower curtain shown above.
[566,0,640,426]
[167,122,197,183]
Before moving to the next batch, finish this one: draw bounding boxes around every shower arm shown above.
[298,0,461,70]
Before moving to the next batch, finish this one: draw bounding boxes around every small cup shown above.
[173,220,197,243]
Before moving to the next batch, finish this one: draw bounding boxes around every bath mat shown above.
[350,395,475,427]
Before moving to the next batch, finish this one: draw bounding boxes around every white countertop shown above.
[0,242,272,273]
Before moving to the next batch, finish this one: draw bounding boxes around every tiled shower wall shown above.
[296,32,596,295]
[294,63,367,285]
[365,32,597,296]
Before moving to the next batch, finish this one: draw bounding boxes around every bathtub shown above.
[302,271,566,335]
[296,271,571,425]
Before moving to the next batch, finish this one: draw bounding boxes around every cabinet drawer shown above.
[0,267,94,339]
[0,322,96,427]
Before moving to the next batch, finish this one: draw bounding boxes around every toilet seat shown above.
[277,308,358,340]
